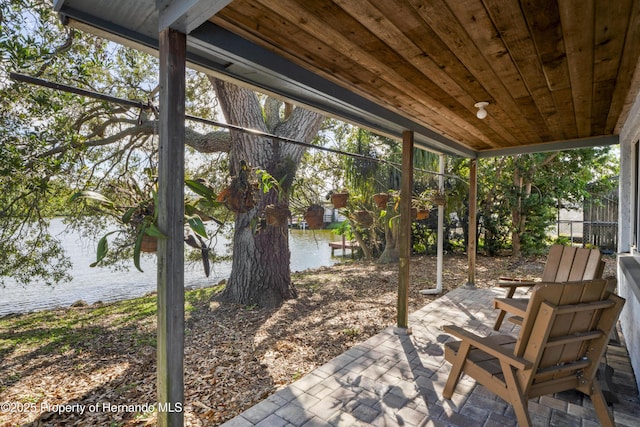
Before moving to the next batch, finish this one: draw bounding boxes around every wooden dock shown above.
[328,236,359,257]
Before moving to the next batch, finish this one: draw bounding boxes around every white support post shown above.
[421,153,445,295]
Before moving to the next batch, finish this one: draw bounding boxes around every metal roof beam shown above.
[476,135,619,158]
[52,0,66,11]
[157,0,232,33]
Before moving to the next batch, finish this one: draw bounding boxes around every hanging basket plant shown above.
[411,207,418,220]
[140,234,158,253]
[416,208,430,220]
[217,180,256,213]
[434,192,446,206]
[217,160,259,213]
[71,176,222,275]
[265,204,291,226]
[373,193,389,209]
[217,186,255,213]
[303,204,325,229]
[331,191,349,209]
[353,210,373,227]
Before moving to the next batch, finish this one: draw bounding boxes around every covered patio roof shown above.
[54,0,640,158]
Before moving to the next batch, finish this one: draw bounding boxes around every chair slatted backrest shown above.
[493,246,606,331]
[540,245,602,282]
[513,278,623,397]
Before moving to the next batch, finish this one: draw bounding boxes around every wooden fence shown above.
[583,181,618,253]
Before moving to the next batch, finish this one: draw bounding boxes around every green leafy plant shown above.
[255,168,285,197]
[412,189,437,210]
[71,176,222,272]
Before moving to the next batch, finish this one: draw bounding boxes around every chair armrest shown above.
[493,298,529,316]
[443,325,532,371]
[497,277,537,288]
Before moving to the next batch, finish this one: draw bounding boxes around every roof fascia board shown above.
[477,135,619,158]
[56,8,159,50]
[52,0,65,12]
[157,0,232,33]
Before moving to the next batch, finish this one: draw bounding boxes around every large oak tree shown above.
[212,78,323,306]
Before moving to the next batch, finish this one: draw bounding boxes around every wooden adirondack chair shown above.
[493,245,604,330]
[443,278,624,427]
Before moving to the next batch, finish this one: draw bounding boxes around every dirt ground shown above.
[0,253,617,426]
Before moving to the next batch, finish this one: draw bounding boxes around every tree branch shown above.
[264,97,281,133]
[540,152,560,168]
[26,119,232,170]
[185,126,231,153]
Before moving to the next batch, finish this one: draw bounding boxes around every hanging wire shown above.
[10,72,467,183]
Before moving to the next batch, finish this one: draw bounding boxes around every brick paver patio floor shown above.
[221,286,639,427]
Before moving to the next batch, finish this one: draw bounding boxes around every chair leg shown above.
[501,361,531,427]
[510,394,531,427]
[443,341,471,399]
[588,381,615,427]
[494,287,517,331]
[493,310,507,331]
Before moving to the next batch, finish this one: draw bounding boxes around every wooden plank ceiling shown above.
[210,0,640,154]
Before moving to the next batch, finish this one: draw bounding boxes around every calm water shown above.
[0,219,339,316]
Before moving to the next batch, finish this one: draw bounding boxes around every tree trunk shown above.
[223,190,295,307]
[378,214,399,264]
[511,172,523,258]
[211,78,324,307]
[351,227,373,260]
[511,166,533,258]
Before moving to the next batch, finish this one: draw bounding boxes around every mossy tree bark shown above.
[378,215,399,264]
[212,78,324,307]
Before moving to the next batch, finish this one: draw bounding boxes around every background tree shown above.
[472,149,618,257]
[331,125,441,262]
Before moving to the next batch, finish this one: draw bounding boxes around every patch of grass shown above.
[132,333,156,348]
[297,280,321,292]
[324,221,345,230]
[0,283,225,359]
[185,285,222,313]
[20,392,45,403]
[342,327,361,337]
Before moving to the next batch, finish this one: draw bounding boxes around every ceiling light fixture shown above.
[474,101,489,120]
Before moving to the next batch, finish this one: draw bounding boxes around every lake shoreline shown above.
[0,220,340,316]
[0,277,229,320]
